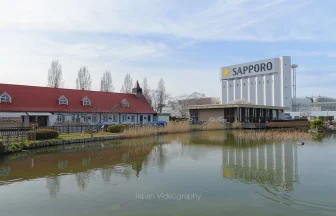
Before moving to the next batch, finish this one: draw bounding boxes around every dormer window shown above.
[121,99,129,107]
[0,92,12,103]
[58,95,68,105]
[82,96,91,106]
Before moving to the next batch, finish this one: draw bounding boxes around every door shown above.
[37,116,48,126]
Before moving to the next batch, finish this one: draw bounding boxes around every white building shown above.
[220,56,292,111]
[0,82,156,128]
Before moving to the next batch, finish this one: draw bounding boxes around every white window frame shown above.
[121,115,126,122]
[103,115,108,122]
[59,96,68,105]
[83,97,91,106]
[71,114,76,122]
[92,115,98,123]
[113,114,118,122]
[57,114,64,122]
[121,99,129,107]
[0,92,12,103]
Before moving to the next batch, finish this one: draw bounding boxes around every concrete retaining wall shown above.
[5,135,122,154]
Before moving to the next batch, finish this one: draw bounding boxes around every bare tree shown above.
[47,59,64,88]
[142,77,152,105]
[155,78,170,113]
[151,89,159,112]
[76,66,92,90]
[171,92,207,118]
[120,73,133,93]
[100,70,114,92]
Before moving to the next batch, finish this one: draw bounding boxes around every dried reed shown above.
[232,130,312,141]
[121,122,225,139]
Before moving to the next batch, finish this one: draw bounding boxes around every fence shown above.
[36,125,103,133]
[0,127,31,136]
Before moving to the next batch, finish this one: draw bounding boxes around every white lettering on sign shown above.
[220,58,280,79]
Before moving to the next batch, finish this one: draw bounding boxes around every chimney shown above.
[132,80,143,97]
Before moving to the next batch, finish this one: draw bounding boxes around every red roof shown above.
[0,83,156,114]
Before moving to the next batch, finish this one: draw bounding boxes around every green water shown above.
[0,131,335,216]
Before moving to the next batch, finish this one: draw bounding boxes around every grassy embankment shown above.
[3,132,119,151]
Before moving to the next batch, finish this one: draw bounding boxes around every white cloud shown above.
[0,0,334,98]
[294,51,336,58]
[0,0,325,41]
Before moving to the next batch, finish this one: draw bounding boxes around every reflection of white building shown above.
[222,142,298,191]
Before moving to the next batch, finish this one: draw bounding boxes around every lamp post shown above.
[291,64,298,111]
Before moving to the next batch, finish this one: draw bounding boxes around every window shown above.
[236,84,238,87]
[267,80,269,83]
[82,97,91,106]
[230,85,231,87]
[0,92,12,103]
[71,115,76,122]
[122,115,126,122]
[121,99,129,107]
[148,115,151,122]
[113,114,118,122]
[58,96,68,105]
[259,81,261,84]
[223,85,225,88]
[251,82,253,85]
[103,115,108,122]
[131,115,136,122]
[244,83,245,86]
[92,115,97,122]
[57,114,64,122]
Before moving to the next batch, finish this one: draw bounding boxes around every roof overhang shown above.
[187,104,288,110]
[26,112,52,116]
[0,112,27,117]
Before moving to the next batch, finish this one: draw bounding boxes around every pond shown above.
[0,131,335,216]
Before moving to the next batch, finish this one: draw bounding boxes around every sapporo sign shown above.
[220,58,280,80]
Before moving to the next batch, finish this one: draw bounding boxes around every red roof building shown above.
[0,82,155,127]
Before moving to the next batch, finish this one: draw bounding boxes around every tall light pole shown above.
[291,64,298,111]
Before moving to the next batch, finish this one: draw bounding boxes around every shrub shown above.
[27,129,59,140]
[310,119,325,131]
[107,124,128,133]
[170,116,177,121]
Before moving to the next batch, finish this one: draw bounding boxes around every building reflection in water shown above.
[222,139,299,191]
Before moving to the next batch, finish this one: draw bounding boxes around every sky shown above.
[1,0,336,98]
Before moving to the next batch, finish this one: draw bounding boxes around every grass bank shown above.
[4,132,119,151]
[232,130,312,141]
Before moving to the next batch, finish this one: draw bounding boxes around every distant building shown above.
[162,97,220,118]
[288,96,336,120]
[0,82,155,127]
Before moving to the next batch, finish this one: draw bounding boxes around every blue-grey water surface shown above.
[0,131,335,216]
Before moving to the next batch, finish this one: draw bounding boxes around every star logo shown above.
[223,68,230,77]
